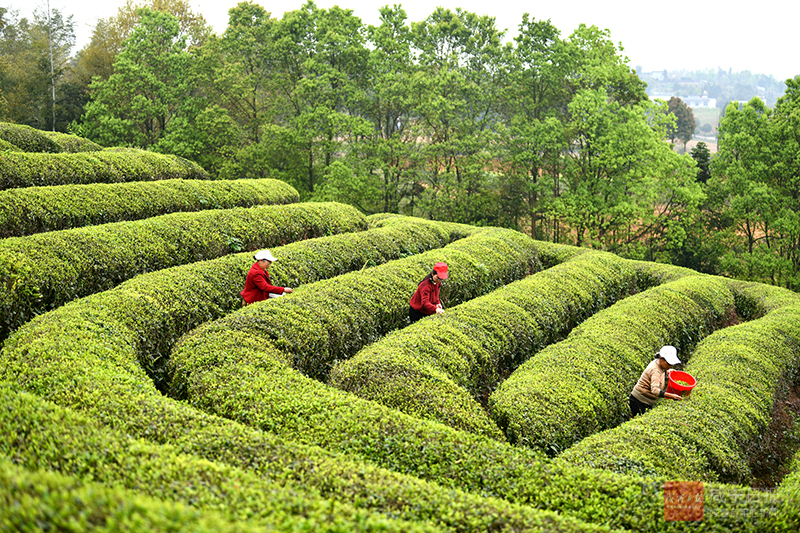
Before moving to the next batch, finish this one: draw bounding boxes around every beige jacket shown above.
[631,358,668,406]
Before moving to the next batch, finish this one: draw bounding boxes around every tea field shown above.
[2,123,800,532]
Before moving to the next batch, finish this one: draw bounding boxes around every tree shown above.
[270,1,372,196]
[409,7,508,223]
[665,96,696,150]
[0,6,75,130]
[82,8,197,148]
[564,24,647,106]
[690,141,712,184]
[711,97,788,285]
[356,4,420,214]
[71,0,211,132]
[558,90,702,255]
[76,0,210,86]
[195,2,277,145]
[499,14,571,237]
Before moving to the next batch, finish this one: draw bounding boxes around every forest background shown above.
[1,0,799,290]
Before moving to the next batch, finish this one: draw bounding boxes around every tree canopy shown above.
[6,1,800,290]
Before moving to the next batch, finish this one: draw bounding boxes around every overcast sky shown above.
[5,0,799,81]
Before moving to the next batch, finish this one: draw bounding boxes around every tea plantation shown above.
[2,123,799,532]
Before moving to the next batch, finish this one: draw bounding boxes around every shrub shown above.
[0,221,613,533]
[0,122,60,152]
[328,250,654,437]
[557,282,800,484]
[39,130,103,152]
[170,227,541,386]
[0,148,209,190]
[0,386,440,533]
[488,274,735,455]
[0,202,365,341]
[0,178,299,238]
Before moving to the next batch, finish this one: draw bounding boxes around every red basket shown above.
[666,370,697,398]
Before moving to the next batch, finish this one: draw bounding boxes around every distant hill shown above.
[637,68,787,144]
[637,67,787,108]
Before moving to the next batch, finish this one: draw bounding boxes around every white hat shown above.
[657,345,681,365]
[254,249,277,262]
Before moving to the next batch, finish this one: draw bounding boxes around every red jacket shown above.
[409,277,441,315]
[241,262,285,304]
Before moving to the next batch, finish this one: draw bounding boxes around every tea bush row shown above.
[778,451,800,500]
[0,221,613,533]
[164,252,800,531]
[2,231,798,530]
[0,178,299,238]
[0,202,365,341]
[0,385,442,533]
[328,250,655,436]
[488,274,736,455]
[558,281,800,484]
[0,148,208,190]
[39,130,104,152]
[0,458,285,533]
[170,227,541,388]
[0,122,62,153]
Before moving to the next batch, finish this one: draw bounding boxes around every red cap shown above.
[433,262,448,279]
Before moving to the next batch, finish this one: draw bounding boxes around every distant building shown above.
[650,92,717,109]
[683,94,717,108]
[642,70,666,80]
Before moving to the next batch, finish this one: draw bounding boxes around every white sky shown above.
[4,0,798,81]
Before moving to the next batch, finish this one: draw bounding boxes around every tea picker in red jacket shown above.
[408,262,448,323]
[241,249,293,306]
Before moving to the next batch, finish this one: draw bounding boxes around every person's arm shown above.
[650,367,681,401]
[418,283,439,314]
[253,270,286,295]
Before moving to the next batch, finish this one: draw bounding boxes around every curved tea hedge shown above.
[0,385,443,533]
[2,225,800,530]
[0,222,618,533]
[487,274,735,455]
[328,251,654,436]
[0,178,299,238]
[0,202,365,341]
[0,148,208,190]
[39,130,104,152]
[163,271,800,531]
[0,122,60,153]
[171,227,541,386]
[557,282,800,484]
[0,459,272,533]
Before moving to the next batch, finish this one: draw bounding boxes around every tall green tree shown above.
[330,4,419,214]
[665,96,696,149]
[0,6,75,130]
[270,1,371,196]
[498,15,571,237]
[559,90,701,254]
[82,8,197,148]
[690,141,712,183]
[75,0,210,87]
[710,98,784,283]
[710,82,800,288]
[409,7,508,223]
[196,2,277,144]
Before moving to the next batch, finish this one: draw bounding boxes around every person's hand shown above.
[665,392,682,401]
[435,307,444,314]
[284,287,293,294]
